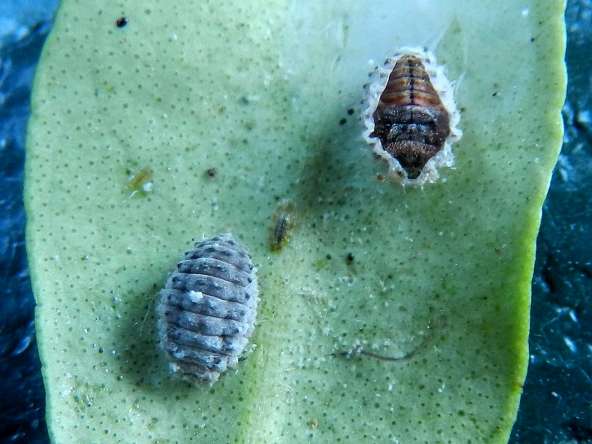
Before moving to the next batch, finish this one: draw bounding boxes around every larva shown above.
[269,200,295,252]
[270,212,291,251]
[156,233,258,384]
[363,48,462,185]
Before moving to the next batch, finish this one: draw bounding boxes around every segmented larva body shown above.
[156,233,258,384]
[270,212,291,251]
[269,200,295,252]
[363,48,461,185]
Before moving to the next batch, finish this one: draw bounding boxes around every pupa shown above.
[156,233,258,384]
[363,47,462,185]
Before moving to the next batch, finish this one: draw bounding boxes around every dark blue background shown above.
[0,1,589,443]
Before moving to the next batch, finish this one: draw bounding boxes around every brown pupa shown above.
[364,48,461,184]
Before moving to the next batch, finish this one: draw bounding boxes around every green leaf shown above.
[25,1,566,443]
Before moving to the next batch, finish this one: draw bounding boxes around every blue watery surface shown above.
[0,1,590,443]
[0,1,58,443]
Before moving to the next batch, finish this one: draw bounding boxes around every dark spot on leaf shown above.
[206,168,217,178]
[115,17,128,28]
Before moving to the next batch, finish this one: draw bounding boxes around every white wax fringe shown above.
[362,47,462,186]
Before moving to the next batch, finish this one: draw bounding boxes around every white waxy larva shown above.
[156,233,258,384]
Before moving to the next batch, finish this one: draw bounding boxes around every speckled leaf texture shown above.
[25,1,566,443]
